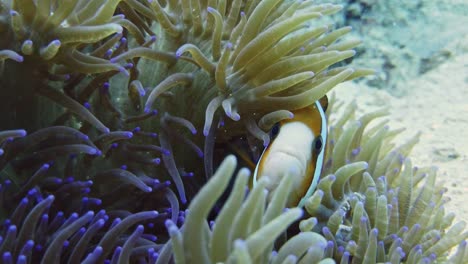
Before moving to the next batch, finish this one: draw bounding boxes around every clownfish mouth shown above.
[260,152,303,175]
[267,150,307,174]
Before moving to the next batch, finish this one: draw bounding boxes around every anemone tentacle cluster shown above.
[156,100,468,263]
[0,0,466,263]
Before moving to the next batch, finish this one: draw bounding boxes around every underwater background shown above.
[0,0,467,263]
[331,0,468,224]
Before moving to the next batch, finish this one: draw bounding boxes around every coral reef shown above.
[334,0,468,95]
[0,0,466,263]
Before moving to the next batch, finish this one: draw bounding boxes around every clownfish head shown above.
[253,96,328,207]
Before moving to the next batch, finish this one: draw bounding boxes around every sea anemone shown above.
[155,98,468,263]
[0,0,466,263]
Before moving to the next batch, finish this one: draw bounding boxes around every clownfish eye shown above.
[270,123,280,139]
[313,135,323,153]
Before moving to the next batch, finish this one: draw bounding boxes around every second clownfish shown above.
[253,96,328,207]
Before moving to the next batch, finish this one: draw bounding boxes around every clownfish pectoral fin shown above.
[227,142,257,171]
[319,95,329,113]
[252,144,267,188]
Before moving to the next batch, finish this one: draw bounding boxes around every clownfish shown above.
[253,96,328,208]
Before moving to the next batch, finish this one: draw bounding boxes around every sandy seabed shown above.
[335,53,468,223]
